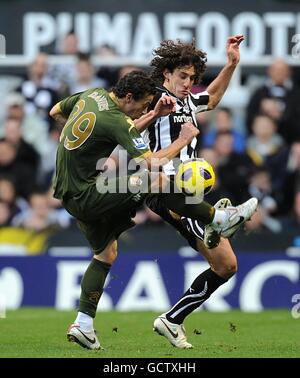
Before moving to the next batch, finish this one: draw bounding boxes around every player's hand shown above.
[179,122,199,143]
[153,95,176,118]
[226,35,244,66]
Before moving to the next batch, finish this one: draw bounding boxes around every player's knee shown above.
[216,258,238,279]
[95,241,118,265]
[226,260,238,277]
[101,250,117,265]
[107,241,118,264]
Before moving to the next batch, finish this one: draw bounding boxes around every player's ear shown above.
[125,93,133,103]
[163,69,171,82]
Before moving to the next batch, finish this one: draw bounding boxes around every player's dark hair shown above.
[112,70,156,101]
[150,39,207,85]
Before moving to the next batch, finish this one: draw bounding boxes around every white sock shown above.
[75,312,93,332]
[212,209,228,226]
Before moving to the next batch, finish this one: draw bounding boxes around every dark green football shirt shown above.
[53,88,150,200]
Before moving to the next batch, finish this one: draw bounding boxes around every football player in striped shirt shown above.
[135,36,257,349]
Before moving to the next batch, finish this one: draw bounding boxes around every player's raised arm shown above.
[206,34,244,110]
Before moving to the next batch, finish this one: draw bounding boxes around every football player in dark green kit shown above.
[50,70,200,349]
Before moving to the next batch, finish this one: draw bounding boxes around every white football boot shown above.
[204,198,232,249]
[67,323,103,350]
[153,314,193,349]
[205,197,258,241]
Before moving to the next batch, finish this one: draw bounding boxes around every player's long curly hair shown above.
[112,70,156,100]
[150,40,207,85]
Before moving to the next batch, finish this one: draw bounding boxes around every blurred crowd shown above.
[0,31,300,236]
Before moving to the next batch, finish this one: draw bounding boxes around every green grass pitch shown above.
[0,308,299,358]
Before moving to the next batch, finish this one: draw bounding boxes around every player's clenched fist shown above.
[179,122,199,143]
[153,95,177,118]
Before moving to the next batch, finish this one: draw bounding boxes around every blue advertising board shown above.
[0,252,299,312]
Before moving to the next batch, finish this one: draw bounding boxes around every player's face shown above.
[126,94,154,119]
[164,66,196,99]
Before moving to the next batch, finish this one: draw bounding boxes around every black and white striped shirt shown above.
[143,86,210,176]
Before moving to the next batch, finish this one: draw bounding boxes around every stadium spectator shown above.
[213,131,255,203]
[3,117,40,172]
[0,177,28,222]
[247,168,282,233]
[247,115,284,162]
[0,200,11,227]
[202,107,246,153]
[0,140,36,199]
[49,31,79,94]
[69,53,108,94]
[247,115,288,195]
[18,53,60,128]
[57,31,79,55]
[118,65,143,79]
[259,97,282,122]
[12,191,71,232]
[248,168,277,213]
[246,58,300,144]
[199,147,232,205]
[95,44,117,58]
[95,45,120,88]
[3,92,49,159]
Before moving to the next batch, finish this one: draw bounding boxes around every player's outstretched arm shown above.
[134,96,176,132]
[206,34,244,110]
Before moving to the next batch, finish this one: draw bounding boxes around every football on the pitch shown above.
[175,158,215,196]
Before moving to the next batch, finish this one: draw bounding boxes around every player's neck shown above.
[109,92,122,109]
[163,82,175,96]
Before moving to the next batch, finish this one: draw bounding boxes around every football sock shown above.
[161,193,215,224]
[79,258,111,318]
[75,311,93,332]
[165,268,227,324]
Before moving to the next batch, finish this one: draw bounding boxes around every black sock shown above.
[79,258,111,318]
[165,268,227,324]
[161,193,215,224]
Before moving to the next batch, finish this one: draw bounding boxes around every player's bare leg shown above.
[153,198,238,348]
[154,237,236,349]
[197,237,237,280]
